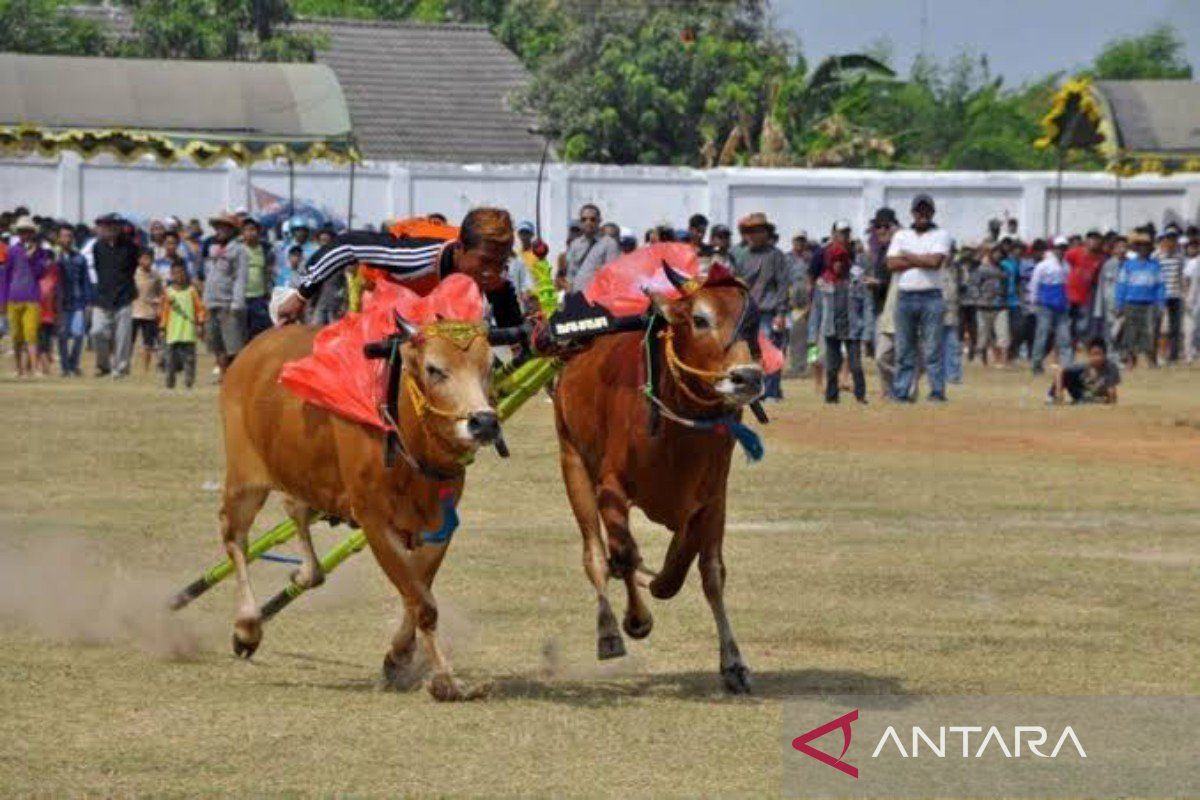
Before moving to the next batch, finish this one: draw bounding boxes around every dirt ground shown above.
[0,354,1197,797]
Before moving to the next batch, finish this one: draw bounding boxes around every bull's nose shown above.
[728,366,764,396]
[466,411,500,443]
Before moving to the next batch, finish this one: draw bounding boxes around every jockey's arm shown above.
[275,229,524,328]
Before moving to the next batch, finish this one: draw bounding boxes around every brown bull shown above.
[553,269,765,693]
[218,319,498,701]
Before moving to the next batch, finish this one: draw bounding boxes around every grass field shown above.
[1,354,1198,797]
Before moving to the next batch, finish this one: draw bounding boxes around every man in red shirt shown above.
[1064,229,1105,350]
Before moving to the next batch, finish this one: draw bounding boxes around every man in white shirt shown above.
[1028,236,1072,374]
[886,194,953,402]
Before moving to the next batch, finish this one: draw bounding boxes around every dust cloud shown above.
[0,535,207,660]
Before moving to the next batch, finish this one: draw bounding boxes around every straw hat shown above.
[737,212,771,232]
[13,215,36,232]
[208,211,241,230]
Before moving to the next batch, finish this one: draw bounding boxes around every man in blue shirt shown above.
[1115,231,1165,368]
[999,238,1022,360]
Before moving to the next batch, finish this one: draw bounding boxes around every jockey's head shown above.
[453,207,513,293]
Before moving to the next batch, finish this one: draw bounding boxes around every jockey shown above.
[275,208,523,328]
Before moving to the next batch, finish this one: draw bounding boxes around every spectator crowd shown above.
[2,199,1197,405]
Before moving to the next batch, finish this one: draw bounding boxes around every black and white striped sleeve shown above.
[297,231,445,299]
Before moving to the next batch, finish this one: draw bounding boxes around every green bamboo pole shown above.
[259,530,368,620]
[169,519,298,610]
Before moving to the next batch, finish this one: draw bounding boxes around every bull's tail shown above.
[648,529,699,600]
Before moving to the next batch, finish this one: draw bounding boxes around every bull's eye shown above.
[425,364,448,383]
[691,314,712,331]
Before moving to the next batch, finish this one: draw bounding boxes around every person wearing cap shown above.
[866,208,899,396]
[1029,236,1072,374]
[202,212,249,377]
[1115,232,1165,368]
[90,212,139,377]
[735,212,790,400]
[274,215,316,289]
[807,218,854,284]
[1064,229,1106,352]
[240,216,275,340]
[1,216,50,377]
[515,220,538,269]
[886,194,953,402]
[1152,227,1185,363]
[562,203,621,293]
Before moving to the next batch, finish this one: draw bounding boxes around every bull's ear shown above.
[392,312,420,342]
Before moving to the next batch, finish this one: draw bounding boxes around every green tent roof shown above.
[0,53,358,165]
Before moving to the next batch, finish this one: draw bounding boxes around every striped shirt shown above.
[298,230,450,300]
[1155,250,1183,299]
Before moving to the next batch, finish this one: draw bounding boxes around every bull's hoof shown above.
[622,611,653,640]
[380,651,421,691]
[721,663,752,695]
[427,673,488,702]
[597,632,627,660]
[291,567,325,590]
[231,632,259,659]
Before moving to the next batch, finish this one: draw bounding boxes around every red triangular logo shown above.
[791,708,859,779]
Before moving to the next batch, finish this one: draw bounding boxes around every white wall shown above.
[6,153,1200,248]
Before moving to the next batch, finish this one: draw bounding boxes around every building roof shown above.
[1093,80,1200,158]
[0,53,355,165]
[65,8,546,163]
[295,19,544,163]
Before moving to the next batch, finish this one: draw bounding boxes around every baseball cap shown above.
[871,207,899,227]
[516,220,535,234]
[1052,235,1069,247]
[833,219,852,232]
[911,193,935,212]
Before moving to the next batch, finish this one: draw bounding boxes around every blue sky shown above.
[775,0,1200,85]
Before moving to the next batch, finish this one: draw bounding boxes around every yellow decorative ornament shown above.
[1035,78,1104,151]
[0,123,360,167]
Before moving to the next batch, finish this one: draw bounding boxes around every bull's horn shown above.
[392,311,420,342]
[661,261,691,292]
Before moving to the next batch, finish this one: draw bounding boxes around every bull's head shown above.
[650,263,765,406]
[392,313,501,453]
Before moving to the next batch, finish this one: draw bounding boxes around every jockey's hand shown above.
[276,290,307,325]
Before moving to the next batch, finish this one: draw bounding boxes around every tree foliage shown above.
[4,2,1195,168]
[122,0,322,61]
[0,0,108,55]
[1091,24,1192,80]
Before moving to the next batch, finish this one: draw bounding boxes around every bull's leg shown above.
[559,442,624,660]
[382,541,448,691]
[282,496,324,590]
[694,504,750,695]
[597,482,652,641]
[364,521,477,701]
[221,485,270,658]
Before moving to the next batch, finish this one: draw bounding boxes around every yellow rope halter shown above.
[660,328,727,407]
[403,371,465,421]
